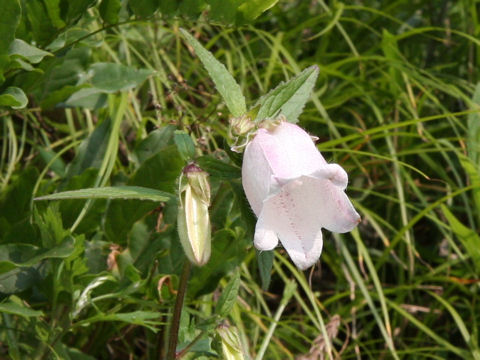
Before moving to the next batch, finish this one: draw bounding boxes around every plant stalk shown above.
[165,260,191,360]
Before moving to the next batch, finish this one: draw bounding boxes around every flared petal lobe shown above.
[256,178,324,270]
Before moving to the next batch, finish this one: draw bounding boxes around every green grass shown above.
[1,0,480,359]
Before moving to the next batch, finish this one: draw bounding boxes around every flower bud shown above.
[177,163,211,266]
[217,324,245,360]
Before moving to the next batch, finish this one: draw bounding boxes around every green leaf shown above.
[236,0,279,24]
[196,155,241,179]
[0,87,28,109]
[457,154,480,224]
[99,0,122,24]
[257,250,273,290]
[173,130,196,161]
[381,29,403,96]
[0,0,21,79]
[0,267,40,295]
[24,0,59,45]
[89,62,154,92]
[0,301,44,318]
[105,146,184,242]
[441,205,480,272]
[467,83,480,166]
[64,87,108,109]
[8,39,52,63]
[43,0,66,29]
[0,236,76,274]
[65,0,97,25]
[189,229,249,298]
[215,271,240,317]
[35,186,173,202]
[180,28,246,117]
[254,65,319,123]
[38,148,66,177]
[207,0,241,23]
[129,0,160,18]
[133,125,176,164]
[38,47,91,108]
[56,168,104,231]
[178,0,208,18]
[0,167,37,226]
[65,117,111,179]
[77,311,163,332]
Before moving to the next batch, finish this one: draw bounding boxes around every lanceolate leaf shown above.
[254,65,319,123]
[215,271,240,317]
[180,28,246,117]
[35,186,173,202]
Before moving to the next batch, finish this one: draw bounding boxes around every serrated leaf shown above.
[35,186,173,202]
[254,65,319,123]
[89,62,154,92]
[180,28,246,117]
[174,130,196,161]
[215,271,240,317]
[0,86,28,109]
[8,39,52,63]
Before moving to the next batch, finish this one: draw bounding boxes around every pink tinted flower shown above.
[242,120,360,270]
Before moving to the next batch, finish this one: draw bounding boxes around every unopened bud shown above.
[177,164,211,266]
[217,324,245,360]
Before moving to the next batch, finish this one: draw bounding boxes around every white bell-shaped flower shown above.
[242,120,360,270]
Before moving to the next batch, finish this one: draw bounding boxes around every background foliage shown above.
[1,0,480,359]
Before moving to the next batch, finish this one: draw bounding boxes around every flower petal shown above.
[257,122,327,180]
[312,163,349,190]
[301,175,360,233]
[242,136,276,215]
[254,201,279,251]
[262,178,325,270]
[242,121,327,215]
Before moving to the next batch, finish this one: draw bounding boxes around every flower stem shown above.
[166,260,192,360]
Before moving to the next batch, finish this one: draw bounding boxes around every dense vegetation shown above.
[1,0,480,359]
